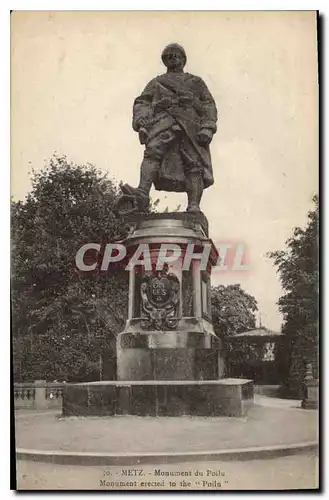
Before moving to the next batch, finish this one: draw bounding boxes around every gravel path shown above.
[15,402,318,454]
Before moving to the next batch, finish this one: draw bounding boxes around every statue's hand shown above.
[197,128,213,146]
[154,97,173,112]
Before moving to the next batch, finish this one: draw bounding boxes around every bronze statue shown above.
[118,43,218,214]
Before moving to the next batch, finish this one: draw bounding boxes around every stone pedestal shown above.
[116,212,222,381]
[34,380,48,410]
[62,212,254,418]
[301,380,319,409]
[62,379,253,418]
[301,363,318,410]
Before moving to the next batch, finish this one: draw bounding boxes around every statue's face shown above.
[163,49,185,70]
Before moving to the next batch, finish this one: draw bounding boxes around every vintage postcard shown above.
[11,10,319,491]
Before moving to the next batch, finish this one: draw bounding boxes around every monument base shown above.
[117,328,222,381]
[62,379,253,418]
[62,212,255,419]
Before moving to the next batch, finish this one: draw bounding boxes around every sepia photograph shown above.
[11,10,319,491]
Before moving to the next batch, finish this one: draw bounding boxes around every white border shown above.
[3,2,325,498]
[2,1,326,10]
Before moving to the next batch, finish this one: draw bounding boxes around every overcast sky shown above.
[11,11,318,330]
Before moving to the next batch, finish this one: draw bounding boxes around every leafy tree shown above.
[269,195,319,396]
[211,284,258,377]
[12,155,129,382]
[211,284,258,338]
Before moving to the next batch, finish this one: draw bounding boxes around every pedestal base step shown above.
[62,379,254,418]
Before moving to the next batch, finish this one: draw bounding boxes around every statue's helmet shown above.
[161,43,187,67]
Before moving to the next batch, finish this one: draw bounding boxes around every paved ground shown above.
[15,453,319,490]
[15,397,318,454]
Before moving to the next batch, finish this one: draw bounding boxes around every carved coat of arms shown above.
[140,267,180,330]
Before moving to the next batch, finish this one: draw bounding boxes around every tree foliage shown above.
[269,195,319,396]
[12,155,129,382]
[12,155,262,383]
[211,284,258,338]
[211,284,258,378]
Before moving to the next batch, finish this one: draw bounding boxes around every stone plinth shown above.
[116,212,222,382]
[62,379,254,418]
[301,363,318,410]
[117,326,222,381]
[302,379,319,409]
[61,212,254,419]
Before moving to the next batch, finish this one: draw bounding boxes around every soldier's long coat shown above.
[132,72,218,192]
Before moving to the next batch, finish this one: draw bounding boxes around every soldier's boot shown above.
[121,158,159,211]
[186,172,204,213]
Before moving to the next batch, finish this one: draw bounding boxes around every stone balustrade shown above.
[14,380,63,410]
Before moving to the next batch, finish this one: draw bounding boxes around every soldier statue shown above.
[118,43,218,214]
